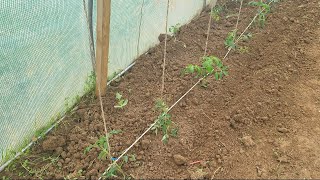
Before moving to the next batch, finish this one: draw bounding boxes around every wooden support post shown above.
[95,0,111,96]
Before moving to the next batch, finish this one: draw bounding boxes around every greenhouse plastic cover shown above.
[0,0,213,164]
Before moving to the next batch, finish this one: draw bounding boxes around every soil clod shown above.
[173,154,187,166]
[42,136,66,151]
[240,136,255,147]
[277,127,290,133]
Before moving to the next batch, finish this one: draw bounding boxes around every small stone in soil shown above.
[230,119,237,129]
[55,147,63,154]
[65,158,71,163]
[260,116,269,122]
[136,155,143,160]
[200,161,207,167]
[277,127,289,133]
[141,139,150,150]
[179,101,187,108]
[74,153,81,159]
[268,37,274,42]
[217,158,222,164]
[240,136,255,147]
[173,154,187,166]
[277,155,290,163]
[225,22,233,27]
[209,160,217,169]
[158,34,171,42]
[139,151,144,155]
[257,166,264,177]
[61,151,67,159]
[148,162,153,167]
[289,17,295,22]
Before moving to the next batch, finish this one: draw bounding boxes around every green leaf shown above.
[224,30,237,50]
[84,145,93,154]
[129,154,136,162]
[212,56,221,63]
[98,151,107,160]
[171,128,178,137]
[248,1,259,6]
[110,129,122,135]
[122,99,128,107]
[115,92,122,100]
[122,155,128,163]
[97,136,107,144]
[104,165,118,178]
[162,134,169,144]
[214,72,219,80]
[185,64,195,74]
[194,66,202,76]
[202,58,214,74]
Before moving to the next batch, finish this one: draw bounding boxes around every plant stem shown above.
[204,3,214,57]
[234,0,244,41]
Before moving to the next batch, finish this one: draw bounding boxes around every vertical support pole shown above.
[96,0,111,96]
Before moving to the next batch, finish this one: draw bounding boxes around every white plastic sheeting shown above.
[105,0,213,75]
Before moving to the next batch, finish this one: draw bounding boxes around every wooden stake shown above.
[95,0,111,96]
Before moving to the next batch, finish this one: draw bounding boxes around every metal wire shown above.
[234,0,244,39]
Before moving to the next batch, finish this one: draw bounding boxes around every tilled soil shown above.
[1,0,320,179]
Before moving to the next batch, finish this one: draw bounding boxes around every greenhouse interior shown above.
[1,0,320,179]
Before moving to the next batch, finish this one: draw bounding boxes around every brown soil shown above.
[2,0,320,179]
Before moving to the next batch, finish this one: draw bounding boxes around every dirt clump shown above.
[240,135,255,148]
[42,135,66,151]
[173,154,187,166]
[189,168,208,179]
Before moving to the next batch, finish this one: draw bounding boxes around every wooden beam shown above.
[96,0,111,96]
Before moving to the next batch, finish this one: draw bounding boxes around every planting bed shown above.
[1,0,320,179]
